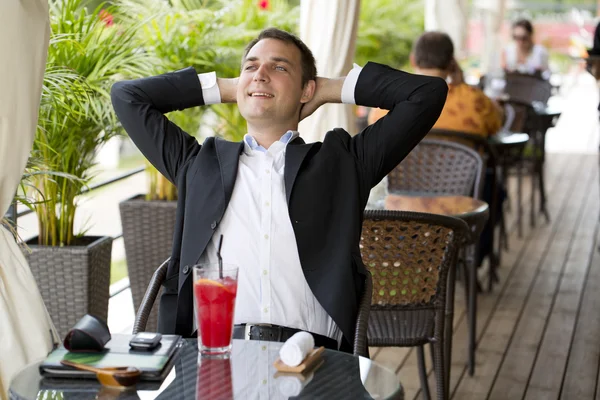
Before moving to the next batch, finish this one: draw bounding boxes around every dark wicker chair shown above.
[387,137,488,378]
[504,72,552,106]
[387,139,483,198]
[133,258,373,358]
[361,210,469,400]
[427,130,506,267]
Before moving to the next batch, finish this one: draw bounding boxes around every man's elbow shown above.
[430,76,449,101]
[424,76,448,115]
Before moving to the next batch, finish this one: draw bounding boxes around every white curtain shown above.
[0,1,57,398]
[425,0,469,58]
[298,0,361,142]
[476,0,507,75]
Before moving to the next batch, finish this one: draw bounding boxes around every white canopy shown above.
[0,1,57,398]
[298,0,361,142]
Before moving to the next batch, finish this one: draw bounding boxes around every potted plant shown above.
[22,0,151,338]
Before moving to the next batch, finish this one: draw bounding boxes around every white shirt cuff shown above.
[197,71,221,104]
[341,63,362,104]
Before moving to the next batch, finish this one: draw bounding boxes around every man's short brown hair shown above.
[243,28,317,87]
[413,31,454,70]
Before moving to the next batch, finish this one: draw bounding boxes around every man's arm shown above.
[110,68,237,184]
[350,62,448,187]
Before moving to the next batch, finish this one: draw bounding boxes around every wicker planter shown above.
[119,194,177,331]
[23,235,113,339]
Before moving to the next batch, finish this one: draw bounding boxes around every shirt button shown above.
[182,265,190,274]
[262,345,267,351]
[263,307,269,313]
[265,201,270,207]
[263,270,268,275]
[265,169,270,174]
[262,379,267,385]
[264,234,269,239]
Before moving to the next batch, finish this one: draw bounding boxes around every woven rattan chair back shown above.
[361,211,465,309]
[387,138,484,198]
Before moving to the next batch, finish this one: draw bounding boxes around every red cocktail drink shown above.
[193,264,238,355]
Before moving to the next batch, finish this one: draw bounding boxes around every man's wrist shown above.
[319,77,345,105]
[217,78,238,104]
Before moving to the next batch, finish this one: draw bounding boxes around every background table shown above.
[9,339,404,400]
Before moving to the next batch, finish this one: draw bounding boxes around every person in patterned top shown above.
[369,31,503,138]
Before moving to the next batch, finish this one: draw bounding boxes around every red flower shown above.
[258,0,270,10]
[99,9,114,27]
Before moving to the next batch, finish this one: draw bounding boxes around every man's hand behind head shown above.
[299,77,345,121]
[299,77,325,121]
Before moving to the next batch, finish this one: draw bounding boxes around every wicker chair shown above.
[133,258,373,358]
[427,130,506,267]
[387,139,483,198]
[387,137,487,378]
[504,72,552,106]
[361,210,469,400]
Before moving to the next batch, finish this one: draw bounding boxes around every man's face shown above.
[238,38,311,126]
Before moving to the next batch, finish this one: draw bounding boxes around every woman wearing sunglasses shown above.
[503,18,549,76]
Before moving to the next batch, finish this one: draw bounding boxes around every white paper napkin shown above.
[279,331,315,367]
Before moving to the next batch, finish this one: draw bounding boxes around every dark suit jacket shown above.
[110,62,447,350]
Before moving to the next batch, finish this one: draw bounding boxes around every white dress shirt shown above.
[197,66,362,344]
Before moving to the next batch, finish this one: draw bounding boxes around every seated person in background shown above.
[502,18,549,77]
[111,28,448,352]
[370,31,503,138]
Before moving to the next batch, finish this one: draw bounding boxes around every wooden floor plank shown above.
[560,210,600,397]
[420,154,572,400]
[524,156,598,399]
[461,154,592,400]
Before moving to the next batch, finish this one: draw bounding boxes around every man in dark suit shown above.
[111,28,447,352]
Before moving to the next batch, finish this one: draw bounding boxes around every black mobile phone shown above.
[129,332,162,350]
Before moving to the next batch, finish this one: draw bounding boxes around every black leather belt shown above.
[232,324,338,350]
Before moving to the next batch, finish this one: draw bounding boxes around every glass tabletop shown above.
[9,339,404,400]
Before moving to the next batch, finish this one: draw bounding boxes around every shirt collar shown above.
[243,131,299,154]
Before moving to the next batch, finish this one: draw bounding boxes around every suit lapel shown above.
[215,138,244,210]
[284,136,314,203]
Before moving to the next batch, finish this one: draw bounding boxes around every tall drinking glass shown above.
[192,263,238,356]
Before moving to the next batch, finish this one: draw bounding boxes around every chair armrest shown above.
[132,258,170,334]
[354,272,373,357]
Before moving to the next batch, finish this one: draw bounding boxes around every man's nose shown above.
[253,65,270,82]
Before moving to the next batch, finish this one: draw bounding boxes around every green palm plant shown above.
[355,0,424,69]
[117,0,219,200]
[30,0,153,246]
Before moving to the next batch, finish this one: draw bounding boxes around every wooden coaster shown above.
[273,346,324,373]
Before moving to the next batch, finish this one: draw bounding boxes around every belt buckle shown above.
[244,323,272,340]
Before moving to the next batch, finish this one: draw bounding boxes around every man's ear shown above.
[300,79,316,104]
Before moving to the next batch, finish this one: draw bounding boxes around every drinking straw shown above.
[217,234,224,279]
